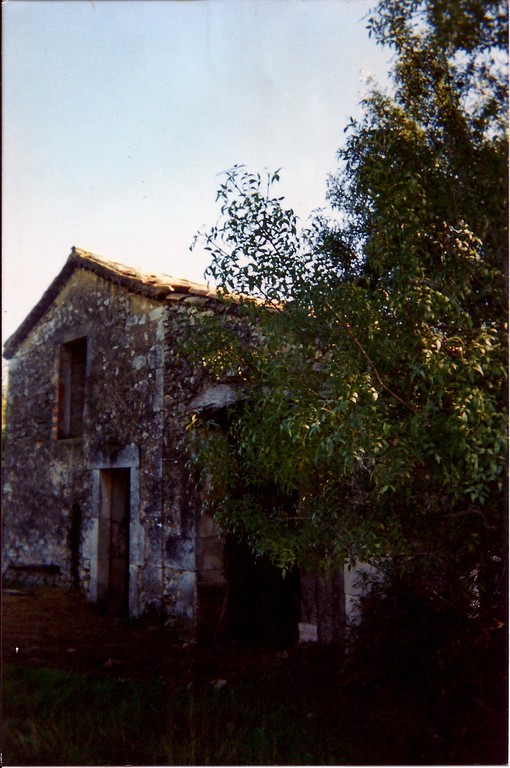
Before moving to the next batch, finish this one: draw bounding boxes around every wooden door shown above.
[98,469,130,615]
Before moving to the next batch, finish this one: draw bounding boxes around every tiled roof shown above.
[3,246,219,359]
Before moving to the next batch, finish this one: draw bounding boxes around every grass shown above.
[2,661,358,766]
[3,616,507,766]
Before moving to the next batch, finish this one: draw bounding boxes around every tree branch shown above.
[326,303,416,414]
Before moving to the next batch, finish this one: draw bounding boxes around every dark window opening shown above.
[57,337,87,438]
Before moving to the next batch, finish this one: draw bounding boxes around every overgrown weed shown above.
[3,663,355,766]
[3,607,506,768]
[347,572,508,765]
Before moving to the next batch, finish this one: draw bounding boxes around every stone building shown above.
[2,247,363,645]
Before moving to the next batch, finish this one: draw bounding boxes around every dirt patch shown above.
[2,586,293,685]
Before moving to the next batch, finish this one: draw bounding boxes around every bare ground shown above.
[2,586,289,685]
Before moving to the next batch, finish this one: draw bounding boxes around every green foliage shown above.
[3,664,359,765]
[3,666,166,766]
[188,0,507,618]
[346,565,508,763]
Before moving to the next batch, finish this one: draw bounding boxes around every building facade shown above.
[2,247,364,644]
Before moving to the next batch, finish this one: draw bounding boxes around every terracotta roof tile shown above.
[69,247,217,297]
[3,246,218,359]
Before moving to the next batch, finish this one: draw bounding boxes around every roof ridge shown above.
[3,246,219,359]
[68,246,215,294]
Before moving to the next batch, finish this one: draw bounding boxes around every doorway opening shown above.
[97,468,130,615]
[227,537,300,649]
[195,404,301,647]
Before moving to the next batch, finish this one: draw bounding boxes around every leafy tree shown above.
[187,0,508,621]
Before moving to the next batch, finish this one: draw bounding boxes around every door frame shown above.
[97,468,131,614]
[89,445,143,616]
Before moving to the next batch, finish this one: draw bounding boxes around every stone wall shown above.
[159,299,229,641]
[2,266,362,644]
[2,267,217,639]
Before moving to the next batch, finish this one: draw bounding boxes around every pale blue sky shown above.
[3,0,390,345]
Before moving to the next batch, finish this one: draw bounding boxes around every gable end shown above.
[3,246,218,359]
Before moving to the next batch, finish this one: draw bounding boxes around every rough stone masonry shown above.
[2,247,367,644]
